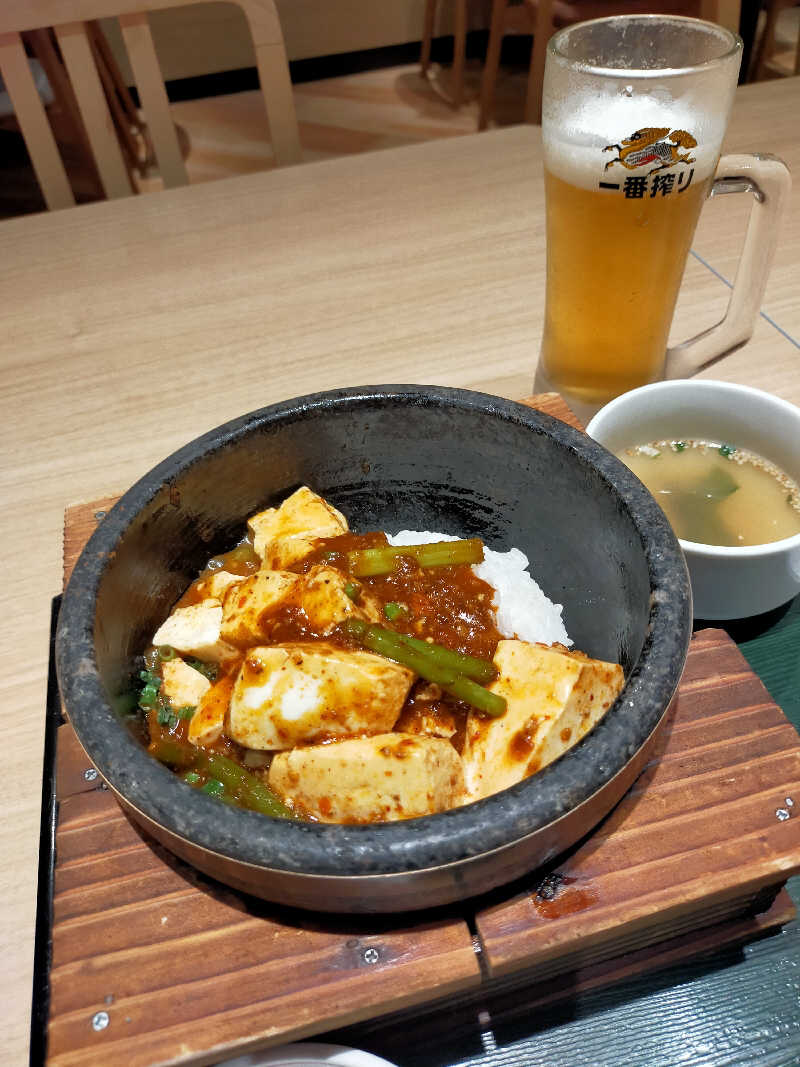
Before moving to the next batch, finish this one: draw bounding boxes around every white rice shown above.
[385,530,571,647]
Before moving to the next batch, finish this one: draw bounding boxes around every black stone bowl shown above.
[56,386,691,912]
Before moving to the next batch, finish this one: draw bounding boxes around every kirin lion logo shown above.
[603,127,697,173]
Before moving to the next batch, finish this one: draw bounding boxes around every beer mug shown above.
[535,15,790,419]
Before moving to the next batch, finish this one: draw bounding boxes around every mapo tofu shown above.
[137,488,625,822]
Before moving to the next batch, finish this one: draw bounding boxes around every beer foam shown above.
[543,89,725,190]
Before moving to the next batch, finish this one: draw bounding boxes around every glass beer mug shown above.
[535,15,791,418]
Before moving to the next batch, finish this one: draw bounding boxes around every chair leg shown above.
[452,0,467,108]
[751,0,781,81]
[524,0,554,125]
[479,0,508,130]
[25,29,97,175]
[254,41,302,166]
[421,0,437,73]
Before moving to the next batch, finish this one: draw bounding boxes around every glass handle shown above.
[664,153,791,379]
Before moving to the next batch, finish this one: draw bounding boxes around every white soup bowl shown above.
[586,379,800,620]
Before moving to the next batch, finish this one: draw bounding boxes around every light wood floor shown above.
[2,7,798,212]
[161,6,800,189]
[0,58,528,214]
[161,61,528,187]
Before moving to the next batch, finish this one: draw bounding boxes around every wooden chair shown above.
[750,0,800,80]
[420,0,469,107]
[0,22,152,208]
[478,0,742,128]
[0,0,301,211]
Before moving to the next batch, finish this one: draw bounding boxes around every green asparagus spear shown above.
[392,631,497,684]
[344,617,495,682]
[347,538,483,577]
[342,619,506,717]
[149,737,295,819]
[443,674,506,716]
[345,619,458,684]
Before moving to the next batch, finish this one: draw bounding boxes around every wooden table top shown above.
[1,74,798,1065]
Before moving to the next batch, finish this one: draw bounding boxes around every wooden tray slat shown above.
[499,884,796,1008]
[475,630,800,978]
[49,394,800,1065]
[347,887,795,1049]
[47,775,480,1066]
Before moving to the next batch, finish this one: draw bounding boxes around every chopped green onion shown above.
[383,602,408,621]
[186,659,218,681]
[183,771,201,785]
[718,443,736,458]
[156,707,178,729]
[201,778,225,798]
[347,539,484,577]
[176,705,195,720]
[343,581,361,603]
[138,680,161,709]
[139,669,161,688]
[157,645,176,661]
[673,441,687,452]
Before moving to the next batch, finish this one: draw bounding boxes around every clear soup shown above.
[618,439,800,547]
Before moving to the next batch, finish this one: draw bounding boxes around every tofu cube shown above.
[297,564,382,632]
[151,599,239,664]
[188,673,235,747]
[194,570,245,601]
[220,570,300,647]
[248,487,348,569]
[228,642,414,750]
[461,640,624,802]
[161,658,211,710]
[268,733,464,822]
[394,692,457,739]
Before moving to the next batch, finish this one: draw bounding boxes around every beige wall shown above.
[103,0,491,84]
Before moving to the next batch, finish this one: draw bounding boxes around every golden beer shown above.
[539,166,712,407]
[538,15,749,413]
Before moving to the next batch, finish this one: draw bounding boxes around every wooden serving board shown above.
[475,627,800,977]
[48,394,800,1067]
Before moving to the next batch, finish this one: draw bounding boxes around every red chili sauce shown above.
[146,531,502,777]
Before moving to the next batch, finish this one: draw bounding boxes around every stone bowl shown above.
[55,385,691,913]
